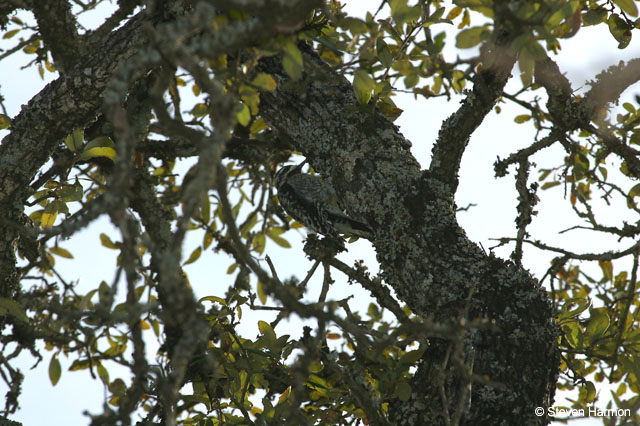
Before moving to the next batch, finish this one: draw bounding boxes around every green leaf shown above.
[615,0,638,17]
[0,297,29,323]
[100,233,119,249]
[608,14,632,48]
[203,229,213,249]
[50,246,73,259]
[98,281,111,304]
[267,228,291,248]
[236,103,251,126]
[562,322,584,349]
[257,279,267,304]
[399,349,424,364]
[60,182,83,202]
[583,381,597,403]
[404,73,419,89]
[518,45,536,86]
[97,363,110,386]
[239,85,260,115]
[68,359,91,371]
[455,26,491,49]
[253,233,266,254]
[389,0,421,24]
[583,8,608,26]
[628,183,640,207]
[599,260,613,282]
[623,102,636,113]
[282,41,303,80]
[376,38,394,68]
[49,356,61,386]
[64,128,84,152]
[78,289,98,310]
[183,246,202,265]
[226,262,238,274]
[80,147,116,161]
[0,114,10,130]
[258,320,277,350]
[546,2,575,27]
[84,136,114,151]
[394,381,412,401]
[252,73,277,91]
[514,114,531,123]
[447,6,463,20]
[239,213,258,237]
[353,69,375,105]
[598,166,608,180]
[586,308,610,339]
[557,297,591,321]
[41,202,58,228]
[199,295,227,306]
[3,29,20,39]
[250,117,268,134]
[190,103,209,117]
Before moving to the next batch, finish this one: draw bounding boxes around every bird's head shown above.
[274,162,306,188]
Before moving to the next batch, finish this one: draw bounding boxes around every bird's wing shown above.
[288,173,340,208]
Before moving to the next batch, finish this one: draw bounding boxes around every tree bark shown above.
[258,44,560,425]
[0,11,148,298]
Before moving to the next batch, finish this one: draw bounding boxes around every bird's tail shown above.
[330,212,374,240]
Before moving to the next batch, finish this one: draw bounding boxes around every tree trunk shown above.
[258,44,560,425]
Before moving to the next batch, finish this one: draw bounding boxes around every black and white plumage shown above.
[274,162,373,240]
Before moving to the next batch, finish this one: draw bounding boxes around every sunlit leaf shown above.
[455,26,491,48]
[282,41,303,80]
[41,202,58,228]
[183,247,202,265]
[399,349,424,364]
[49,356,61,386]
[608,14,632,48]
[80,136,116,161]
[97,363,110,385]
[60,182,83,202]
[252,73,277,91]
[64,128,84,152]
[541,181,561,190]
[614,0,638,17]
[0,114,10,130]
[258,279,267,304]
[50,246,73,259]
[100,233,119,249]
[267,228,291,248]
[586,308,610,339]
[68,359,91,371]
[446,6,462,20]
[236,103,251,126]
[353,69,375,105]
[3,29,19,39]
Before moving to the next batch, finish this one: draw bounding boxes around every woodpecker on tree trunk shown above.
[274,162,373,240]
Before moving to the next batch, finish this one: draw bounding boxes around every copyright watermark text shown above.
[535,406,631,417]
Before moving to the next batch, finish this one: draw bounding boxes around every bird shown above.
[274,162,373,240]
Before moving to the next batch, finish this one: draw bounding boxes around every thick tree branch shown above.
[583,58,640,118]
[0,11,148,297]
[429,41,516,192]
[31,0,81,73]
[535,56,640,177]
[258,43,558,425]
